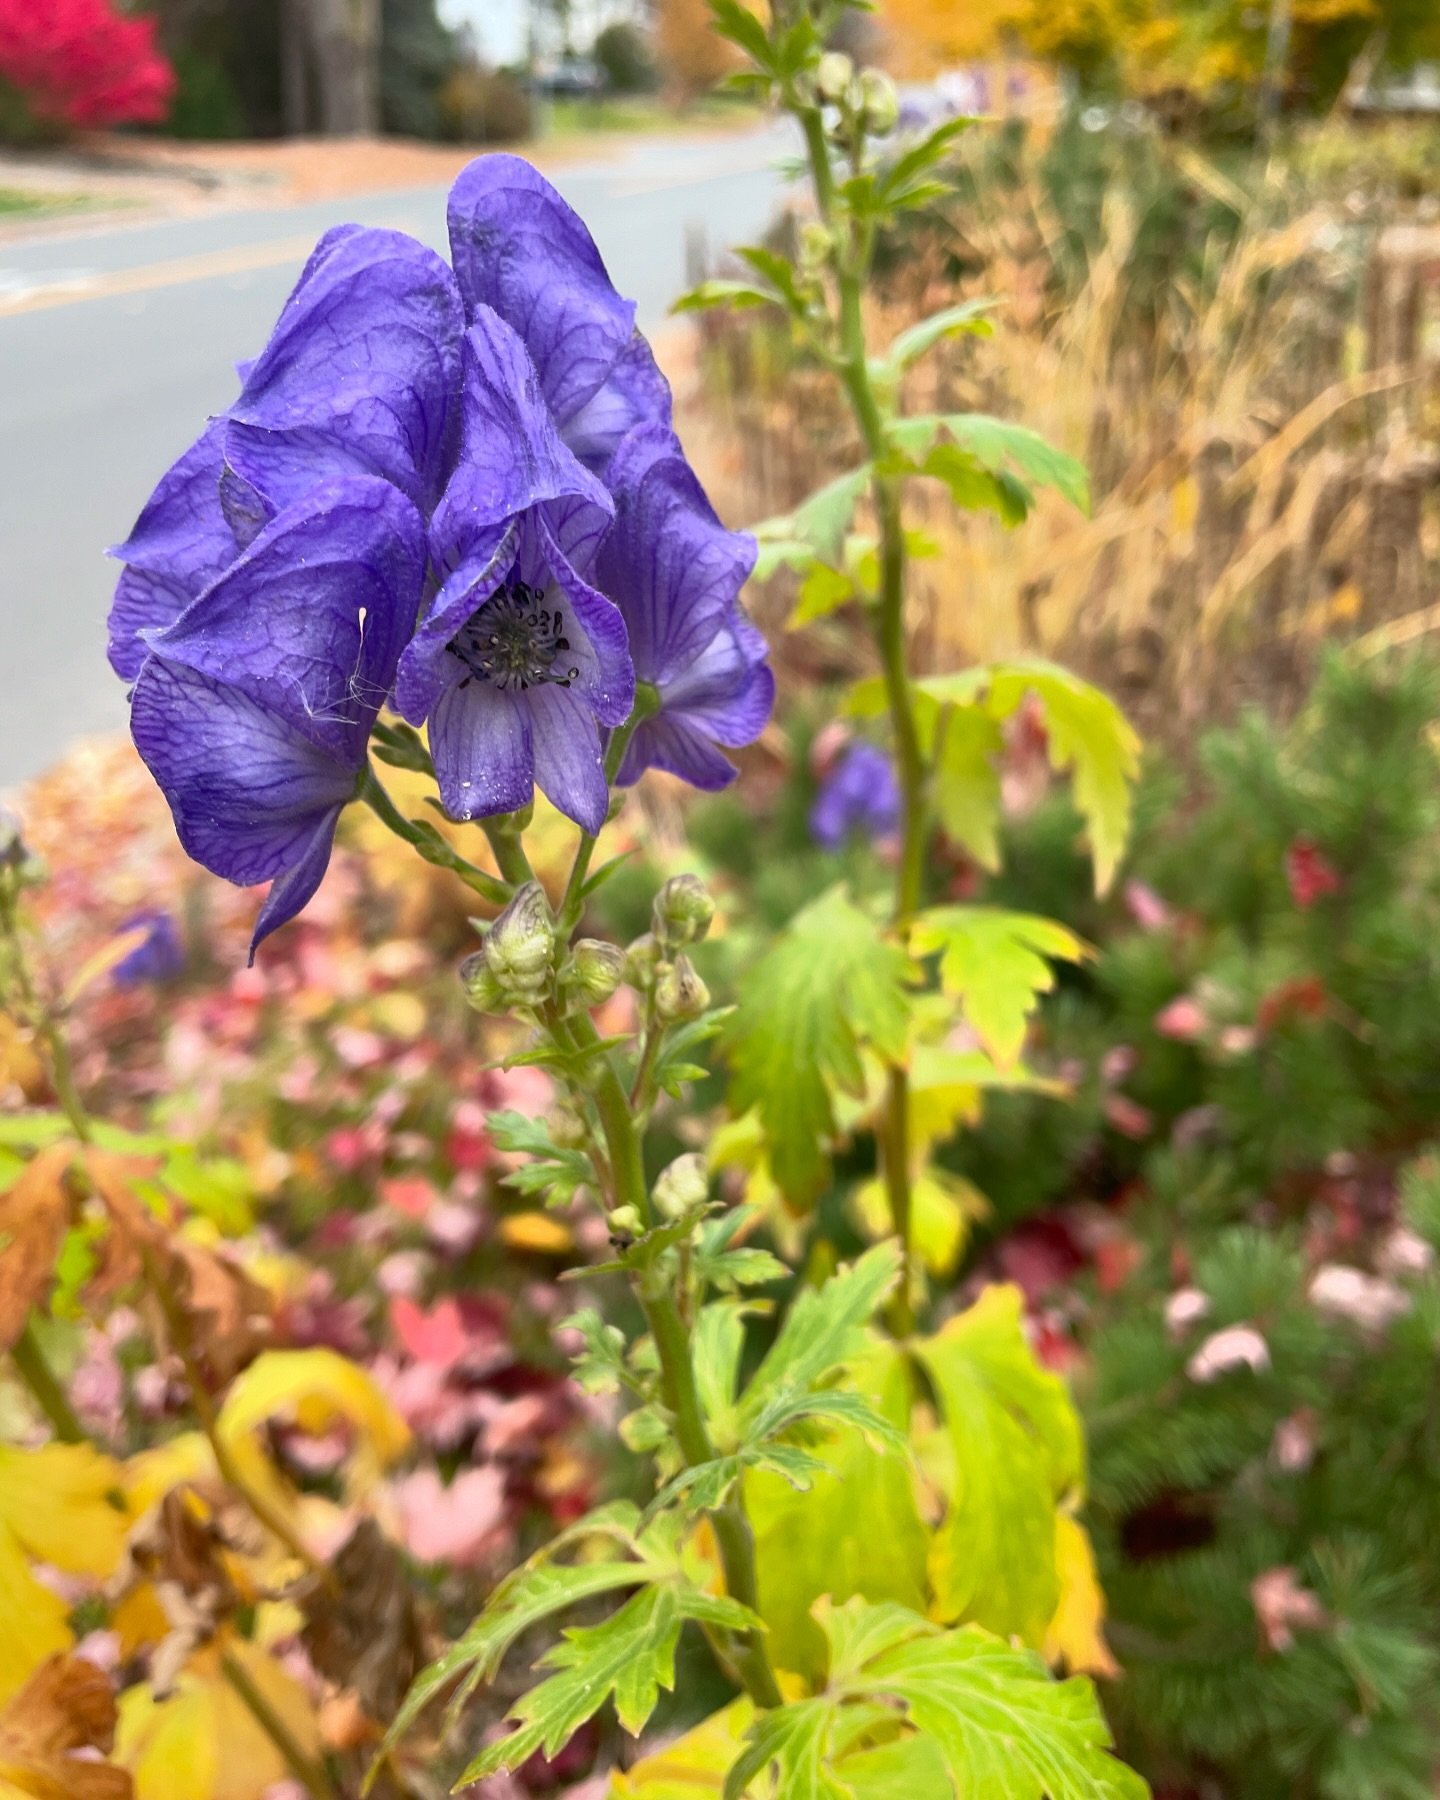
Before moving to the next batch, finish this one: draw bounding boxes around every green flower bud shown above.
[653,1153,709,1220]
[855,68,899,135]
[815,50,853,105]
[652,874,715,951]
[458,949,505,1014]
[607,1204,643,1238]
[624,931,663,989]
[482,881,555,1006]
[560,938,626,1009]
[655,954,710,1024]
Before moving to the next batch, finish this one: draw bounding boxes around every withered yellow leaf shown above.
[498,1211,574,1255]
[1044,1512,1120,1679]
[0,1654,131,1800]
[0,1145,75,1351]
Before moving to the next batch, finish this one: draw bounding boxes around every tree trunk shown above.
[303,0,381,135]
[280,0,309,135]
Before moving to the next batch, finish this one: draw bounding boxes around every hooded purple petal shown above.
[597,423,755,688]
[225,225,464,524]
[447,155,635,429]
[809,742,900,850]
[107,420,236,680]
[130,655,353,955]
[561,334,673,474]
[148,476,426,768]
[617,612,774,791]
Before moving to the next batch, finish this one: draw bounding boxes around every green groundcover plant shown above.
[0,4,1156,1798]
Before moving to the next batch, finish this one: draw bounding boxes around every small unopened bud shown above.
[855,68,899,135]
[653,874,715,951]
[459,950,505,1014]
[655,954,710,1024]
[607,1205,642,1237]
[561,938,626,1009]
[624,931,662,989]
[799,221,835,268]
[815,51,853,105]
[653,1153,709,1220]
[482,881,555,1006]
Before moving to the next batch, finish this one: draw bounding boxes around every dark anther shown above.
[445,580,583,693]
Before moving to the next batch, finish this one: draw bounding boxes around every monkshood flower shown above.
[446,155,671,475]
[810,740,900,850]
[130,477,426,959]
[112,909,184,986]
[595,423,773,790]
[393,309,633,835]
[107,225,462,680]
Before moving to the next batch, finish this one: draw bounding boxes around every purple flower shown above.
[446,155,671,474]
[222,225,464,540]
[107,226,462,679]
[596,424,772,790]
[131,477,426,959]
[112,910,184,986]
[394,309,633,835]
[810,742,900,850]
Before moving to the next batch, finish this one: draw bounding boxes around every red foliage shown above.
[0,0,174,131]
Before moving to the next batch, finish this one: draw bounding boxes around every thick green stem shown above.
[360,770,511,906]
[556,688,660,939]
[481,820,536,889]
[221,1649,340,1800]
[11,1321,86,1443]
[800,102,928,1330]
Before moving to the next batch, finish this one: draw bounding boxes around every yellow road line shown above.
[0,233,320,320]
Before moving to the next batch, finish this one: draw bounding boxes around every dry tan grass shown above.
[676,124,1440,736]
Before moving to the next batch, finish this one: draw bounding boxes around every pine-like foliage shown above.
[947,654,1440,1798]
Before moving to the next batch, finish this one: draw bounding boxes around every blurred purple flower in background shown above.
[810,740,900,850]
[111,908,184,986]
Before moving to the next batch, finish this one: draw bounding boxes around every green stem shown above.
[360,769,511,906]
[556,689,660,939]
[800,102,928,1331]
[482,820,536,889]
[11,1321,86,1443]
[221,1649,339,1800]
[570,1011,782,1709]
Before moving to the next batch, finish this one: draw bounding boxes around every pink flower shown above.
[1155,996,1207,1042]
[1376,1226,1435,1279]
[1270,1409,1317,1473]
[392,1465,509,1568]
[1309,1264,1410,1333]
[1164,1287,1211,1339]
[1124,880,1173,931]
[1251,1565,1328,1651]
[1186,1323,1270,1383]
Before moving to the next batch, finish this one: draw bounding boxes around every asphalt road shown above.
[0,125,793,790]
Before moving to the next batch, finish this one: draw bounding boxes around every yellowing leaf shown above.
[122,1437,216,1522]
[498,1212,575,1255]
[0,1444,128,1578]
[0,1655,131,1800]
[910,907,1089,1067]
[216,1349,408,1525]
[1044,1514,1119,1680]
[116,1638,318,1800]
[916,1285,1084,1644]
[747,1344,928,1684]
[917,661,1141,893]
[611,1697,753,1796]
[853,1168,988,1277]
[0,1522,73,1706]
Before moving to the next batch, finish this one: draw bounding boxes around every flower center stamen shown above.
[445,581,580,693]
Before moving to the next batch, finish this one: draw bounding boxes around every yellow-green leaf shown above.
[910,907,1088,1068]
[916,1285,1084,1643]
